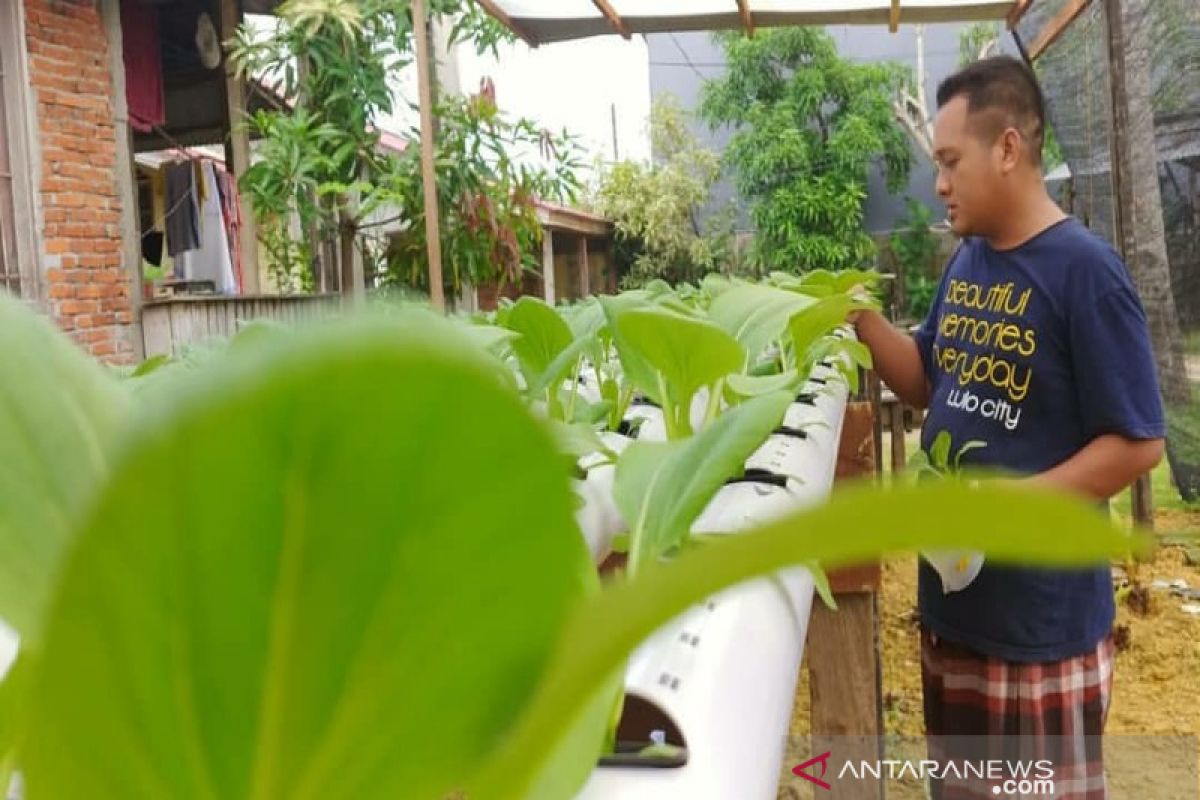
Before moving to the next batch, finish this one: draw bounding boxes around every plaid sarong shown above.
[920,626,1115,799]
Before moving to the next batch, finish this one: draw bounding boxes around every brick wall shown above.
[23,0,136,363]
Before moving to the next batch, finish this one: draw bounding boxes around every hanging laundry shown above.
[163,160,201,259]
[177,161,238,294]
[120,0,165,133]
[214,170,246,294]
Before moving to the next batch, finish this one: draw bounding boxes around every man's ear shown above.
[998,127,1023,173]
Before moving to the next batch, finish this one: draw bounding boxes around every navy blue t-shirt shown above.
[913,217,1165,663]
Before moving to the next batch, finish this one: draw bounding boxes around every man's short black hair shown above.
[936,55,1047,166]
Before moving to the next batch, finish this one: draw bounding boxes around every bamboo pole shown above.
[413,0,445,312]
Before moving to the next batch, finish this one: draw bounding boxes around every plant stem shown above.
[656,372,677,440]
[703,380,724,428]
[566,356,583,422]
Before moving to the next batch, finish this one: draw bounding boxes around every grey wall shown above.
[646,24,1008,233]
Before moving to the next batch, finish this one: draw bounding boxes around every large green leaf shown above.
[614,391,793,573]
[726,370,802,399]
[504,296,573,389]
[614,307,745,417]
[471,480,1146,798]
[788,294,859,369]
[599,294,660,405]
[708,284,816,365]
[0,294,131,643]
[24,318,598,800]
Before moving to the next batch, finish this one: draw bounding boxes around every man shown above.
[852,56,1165,798]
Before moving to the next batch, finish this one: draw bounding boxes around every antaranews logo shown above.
[791,752,1056,796]
[791,751,832,790]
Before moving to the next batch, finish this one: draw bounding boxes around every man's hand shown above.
[845,283,874,326]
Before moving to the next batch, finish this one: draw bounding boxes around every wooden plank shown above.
[578,235,590,298]
[889,401,907,475]
[475,0,539,47]
[806,393,883,800]
[413,0,446,312]
[1027,0,1091,60]
[542,230,556,304]
[591,0,631,39]
[735,0,754,36]
[141,304,173,359]
[807,594,884,800]
[1006,0,1032,30]
[830,400,882,593]
[1132,473,1154,530]
[888,0,901,32]
[868,371,885,480]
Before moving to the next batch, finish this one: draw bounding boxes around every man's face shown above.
[932,95,1007,238]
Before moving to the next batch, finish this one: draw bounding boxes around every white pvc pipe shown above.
[578,372,849,800]
[574,433,632,563]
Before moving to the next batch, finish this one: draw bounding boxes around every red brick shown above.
[79,254,110,269]
[45,268,68,283]
[59,299,97,315]
[91,341,116,357]
[78,330,106,344]
[48,284,75,299]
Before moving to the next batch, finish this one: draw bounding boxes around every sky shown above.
[246,16,653,181]
[388,31,653,175]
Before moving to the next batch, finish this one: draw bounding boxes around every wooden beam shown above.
[578,235,590,298]
[475,0,539,48]
[888,0,901,33]
[591,0,631,40]
[220,0,261,294]
[542,231,556,304]
[1027,0,1091,60]
[1006,0,1033,31]
[413,0,445,312]
[735,0,754,37]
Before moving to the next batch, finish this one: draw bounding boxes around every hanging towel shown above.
[163,160,201,258]
[120,0,165,133]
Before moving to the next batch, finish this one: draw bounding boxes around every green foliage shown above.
[889,197,940,322]
[614,392,793,573]
[592,95,736,288]
[229,0,581,295]
[384,96,584,293]
[700,29,912,273]
[958,21,1002,66]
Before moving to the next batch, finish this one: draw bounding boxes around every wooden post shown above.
[868,371,885,481]
[806,400,884,800]
[578,235,590,297]
[886,394,908,476]
[542,230,556,304]
[413,0,445,312]
[220,0,260,294]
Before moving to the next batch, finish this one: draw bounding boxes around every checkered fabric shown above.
[920,626,1115,799]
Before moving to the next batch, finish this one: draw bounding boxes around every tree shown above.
[229,0,580,297]
[700,29,912,273]
[591,95,735,288]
